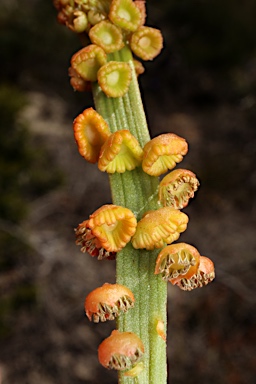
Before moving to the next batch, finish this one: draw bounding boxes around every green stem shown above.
[92,46,167,384]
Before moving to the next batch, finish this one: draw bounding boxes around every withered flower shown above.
[159,169,200,209]
[98,330,144,370]
[172,255,215,291]
[155,243,200,281]
[85,283,135,322]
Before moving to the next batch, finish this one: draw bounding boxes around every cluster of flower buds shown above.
[54,0,163,97]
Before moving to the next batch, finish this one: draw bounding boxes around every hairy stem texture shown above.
[93,46,167,384]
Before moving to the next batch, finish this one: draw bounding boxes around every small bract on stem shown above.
[52,0,215,383]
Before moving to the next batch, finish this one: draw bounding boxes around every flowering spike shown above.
[131,207,189,250]
[98,129,144,173]
[155,243,200,281]
[89,20,124,53]
[130,26,163,61]
[142,133,188,176]
[75,220,116,260]
[172,256,215,291]
[85,283,135,322]
[159,169,200,209]
[88,204,137,252]
[71,44,107,82]
[98,330,144,370]
[73,107,111,163]
[97,61,132,98]
[69,67,92,92]
[109,0,142,32]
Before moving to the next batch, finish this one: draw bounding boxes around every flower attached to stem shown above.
[98,330,144,370]
[130,26,163,61]
[131,207,189,250]
[76,204,137,257]
[159,169,200,209]
[142,133,188,176]
[85,283,135,322]
[69,67,92,92]
[89,20,124,53]
[109,0,143,32]
[98,129,143,173]
[75,220,116,260]
[97,61,132,98]
[71,44,107,82]
[73,107,110,163]
[155,243,200,281]
[172,255,215,291]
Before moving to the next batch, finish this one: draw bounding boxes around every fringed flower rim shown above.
[159,168,200,209]
[85,283,135,322]
[75,220,116,260]
[155,242,200,281]
[173,256,215,291]
[98,330,145,370]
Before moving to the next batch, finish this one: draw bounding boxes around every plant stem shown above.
[93,46,167,384]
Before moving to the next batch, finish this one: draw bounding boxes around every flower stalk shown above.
[93,46,167,384]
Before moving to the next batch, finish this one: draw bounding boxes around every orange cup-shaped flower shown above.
[75,219,116,260]
[85,283,135,322]
[98,330,144,370]
[88,204,137,252]
[73,107,111,163]
[98,130,144,173]
[130,26,163,61]
[71,44,107,82]
[131,207,189,250]
[172,255,215,291]
[89,20,124,54]
[155,243,200,281]
[97,61,132,98]
[109,0,142,32]
[159,169,200,209]
[142,133,188,176]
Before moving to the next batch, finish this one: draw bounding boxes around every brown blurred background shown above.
[0,0,256,383]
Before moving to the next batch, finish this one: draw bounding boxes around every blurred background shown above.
[0,0,256,383]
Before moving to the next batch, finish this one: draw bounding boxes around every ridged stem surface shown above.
[93,46,167,384]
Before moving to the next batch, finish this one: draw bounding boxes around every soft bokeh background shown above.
[1,0,256,383]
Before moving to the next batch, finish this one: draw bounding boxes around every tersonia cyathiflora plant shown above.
[52,1,215,383]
